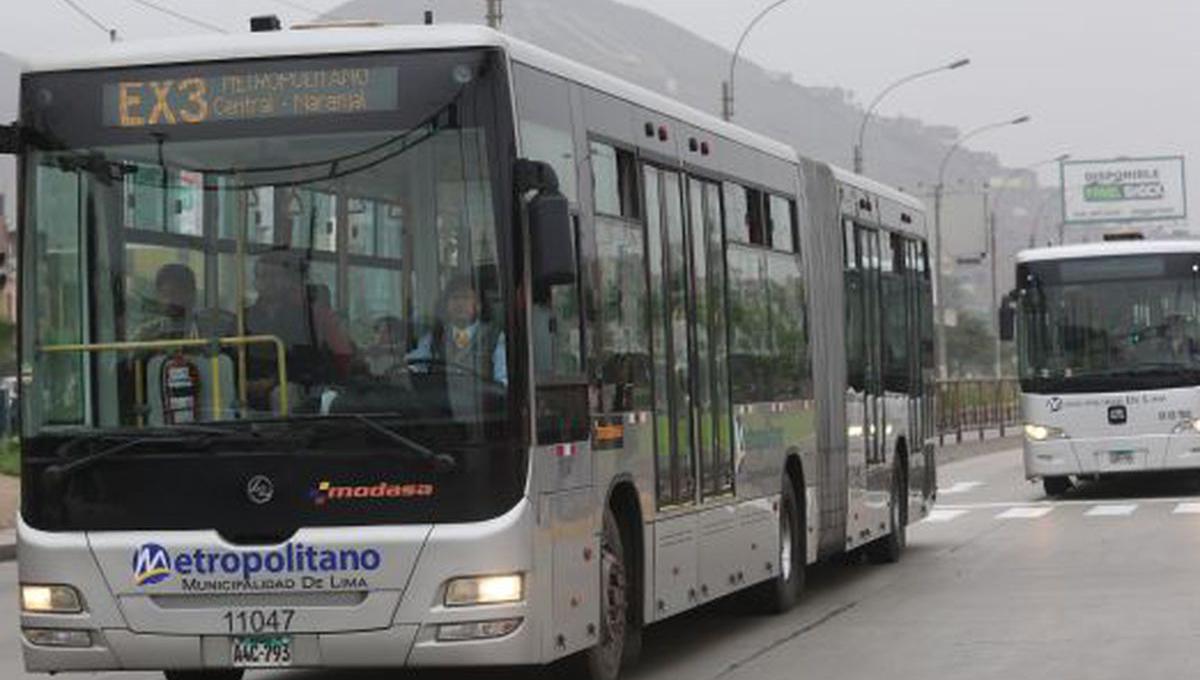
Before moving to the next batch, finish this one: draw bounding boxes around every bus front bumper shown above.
[1024,433,1200,478]
[19,498,549,673]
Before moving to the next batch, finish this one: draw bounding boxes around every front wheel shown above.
[747,476,804,613]
[1043,476,1072,496]
[574,506,640,680]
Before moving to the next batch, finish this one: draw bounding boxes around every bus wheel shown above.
[164,671,244,680]
[1043,476,1071,496]
[579,506,639,680]
[748,476,804,613]
[867,458,908,564]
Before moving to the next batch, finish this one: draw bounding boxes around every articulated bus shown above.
[5,23,935,680]
[1007,240,1200,496]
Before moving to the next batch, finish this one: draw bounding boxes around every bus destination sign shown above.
[103,66,399,127]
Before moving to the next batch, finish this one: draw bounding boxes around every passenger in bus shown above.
[407,275,507,386]
[243,250,354,410]
[135,263,232,341]
[364,315,406,377]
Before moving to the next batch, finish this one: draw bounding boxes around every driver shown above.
[407,275,507,386]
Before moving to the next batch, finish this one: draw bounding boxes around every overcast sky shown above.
[3,0,1199,198]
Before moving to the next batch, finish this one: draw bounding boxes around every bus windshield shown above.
[21,50,517,443]
[18,49,529,530]
[1018,252,1200,393]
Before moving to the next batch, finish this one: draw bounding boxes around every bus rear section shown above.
[1011,242,1200,494]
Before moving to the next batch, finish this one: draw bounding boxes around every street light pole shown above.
[486,0,502,28]
[854,58,970,174]
[722,0,796,122]
[933,114,1031,379]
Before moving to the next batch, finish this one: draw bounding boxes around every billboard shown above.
[1061,156,1186,224]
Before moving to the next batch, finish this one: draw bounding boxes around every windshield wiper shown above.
[42,425,268,487]
[304,415,457,473]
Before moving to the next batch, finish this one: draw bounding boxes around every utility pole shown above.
[486,0,503,29]
[989,200,1001,380]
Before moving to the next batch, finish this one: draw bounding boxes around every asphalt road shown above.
[7,445,1200,680]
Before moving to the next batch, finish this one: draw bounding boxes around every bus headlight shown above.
[1172,419,1200,434]
[21,584,83,614]
[445,574,524,607]
[1024,424,1065,442]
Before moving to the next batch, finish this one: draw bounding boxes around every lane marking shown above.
[996,506,1054,519]
[938,481,984,495]
[1084,503,1137,517]
[923,509,968,523]
[938,495,1200,510]
[1173,502,1200,514]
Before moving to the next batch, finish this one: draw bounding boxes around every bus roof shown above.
[830,166,926,215]
[19,23,797,164]
[1017,240,1200,264]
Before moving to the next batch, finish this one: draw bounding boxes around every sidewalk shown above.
[937,428,1021,467]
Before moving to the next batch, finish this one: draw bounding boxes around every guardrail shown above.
[935,378,1020,445]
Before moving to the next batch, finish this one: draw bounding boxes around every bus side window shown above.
[593,141,650,413]
[515,64,588,444]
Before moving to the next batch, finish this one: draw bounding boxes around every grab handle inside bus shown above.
[517,158,576,288]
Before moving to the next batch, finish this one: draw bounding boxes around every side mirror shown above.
[998,291,1017,342]
[517,159,576,289]
[0,124,20,154]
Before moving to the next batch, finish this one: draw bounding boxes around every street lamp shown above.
[722,0,798,122]
[854,58,970,174]
[933,114,1031,379]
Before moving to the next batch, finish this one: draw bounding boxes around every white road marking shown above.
[923,509,968,523]
[1172,502,1200,514]
[937,481,984,495]
[996,506,1054,519]
[1084,503,1137,517]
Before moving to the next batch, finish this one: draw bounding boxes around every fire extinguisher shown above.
[160,353,201,424]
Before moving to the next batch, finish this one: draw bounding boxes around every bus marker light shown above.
[445,574,523,606]
[436,618,522,641]
[23,628,92,648]
[21,585,83,614]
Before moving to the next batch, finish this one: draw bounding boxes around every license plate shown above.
[1108,450,1136,464]
[231,635,293,668]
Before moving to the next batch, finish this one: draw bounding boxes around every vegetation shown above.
[0,438,17,477]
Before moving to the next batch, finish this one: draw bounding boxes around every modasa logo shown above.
[133,543,174,586]
[311,480,435,506]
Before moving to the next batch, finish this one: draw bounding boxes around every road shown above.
[6,444,1200,680]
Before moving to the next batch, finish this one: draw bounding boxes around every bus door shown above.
[850,223,888,527]
[644,165,698,508]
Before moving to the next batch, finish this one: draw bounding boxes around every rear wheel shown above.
[1043,476,1071,496]
[867,456,908,564]
[574,505,640,680]
[747,475,804,613]
[164,671,244,680]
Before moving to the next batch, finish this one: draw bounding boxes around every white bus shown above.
[1006,240,1200,496]
[5,22,935,680]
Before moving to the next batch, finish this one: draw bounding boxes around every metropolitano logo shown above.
[132,543,173,586]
